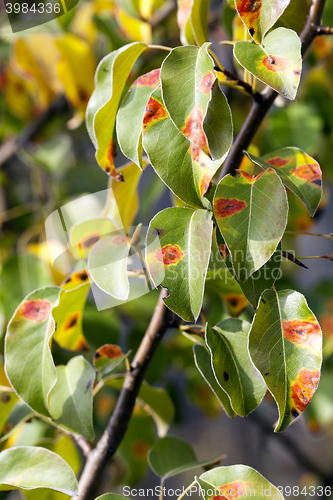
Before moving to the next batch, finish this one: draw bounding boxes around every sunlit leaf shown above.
[0,446,78,494]
[115,6,152,43]
[197,465,284,499]
[177,0,196,45]
[146,207,213,321]
[86,42,147,177]
[161,44,232,159]
[0,389,18,435]
[245,147,322,216]
[49,356,95,440]
[117,69,160,169]
[143,87,229,208]
[235,0,291,44]
[53,272,90,351]
[148,436,222,480]
[249,289,322,432]
[70,218,120,260]
[191,0,211,45]
[193,344,236,417]
[88,233,130,300]
[234,28,301,100]
[213,169,288,281]
[206,320,266,416]
[5,287,60,417]
[94,344,131,375]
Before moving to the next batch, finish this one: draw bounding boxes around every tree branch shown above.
[0,95,70,168]
[218,0,328,180]
[73,288,174,500]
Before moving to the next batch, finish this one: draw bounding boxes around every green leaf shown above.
[245,147,322,216]
[49,356,95,440]
[274,0,311,34]
[206,320,266,416]
[53,272,90,351]
[191,0,211,45]
[70,218,120,260]
[143,86,229,208]
[161,44,232,160]
[193,344,236,418]
[234,28,301,100]
[249,289,322,432]
[103,377,174,437]
[177,0,196,45]
[0,389,18,435]
[5,287,60,417]
[235,0,291,44]
[197,465,284,499]
[213,169,288,282]
[205,267,249,317]
[146,207,213,321]
[0,402,34,443]
[94,344,131,376]
[88,233,130,300]
[117,69,160,168]
[86,42,147,177]
[238,243,282,308]
[0,446,78,495]
[148,436,222,480]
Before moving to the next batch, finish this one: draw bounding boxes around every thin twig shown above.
[72,288,174,500]
[316,26,333,35]
[0,95,69,168]
[218,0,328,181]
[71,434,93,458]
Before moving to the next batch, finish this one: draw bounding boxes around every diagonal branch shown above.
[73,288,174,500]
[218,0,328,180]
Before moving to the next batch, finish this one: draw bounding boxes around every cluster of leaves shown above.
[1,0,333,498]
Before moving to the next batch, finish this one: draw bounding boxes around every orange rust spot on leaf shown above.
[19,299,52,323]
[219,244,230,259]
[292,164,322,187]
[214,198,247,218]
[199,174,211,197]
[182,108,209,156]
[210,481,252,500]
[283,319,321,356]
[94,344,123,359]
[155,244,185,266]
[222,294,248,316]
[262,55,290,72]
[131,439,150,460]
[133,69,160,88]
[143,97,168,132]
[200,72,215,95]
[64,312,80,330]
[236,0,262,33]
[291,368,320,414]
[266,157,290,167]
[110,235,129,246]
[239,170,265,183]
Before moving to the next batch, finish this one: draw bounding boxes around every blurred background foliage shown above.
[1,0,333,498]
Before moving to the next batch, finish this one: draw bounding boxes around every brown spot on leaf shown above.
[133,69,160,87]
[78,272,88,281]
[266,157,290,167]
[283,319,321,356]
[292,164,321,187]
[200,72,215,95]
[143,97,168,132]
[214,198,247,218]
[155,244,184,266]
[262,55,290,72]
[222,294,248,316]
[291,368,320,414]
[81,234,100,249]
[65,313,79,330]
[182,108,209,156]
[95,344,123,359]
[19,299,52,323]
[199,174,211,197]
[1,393,11,404]
[131,439,150,460]
[219,244,230,259]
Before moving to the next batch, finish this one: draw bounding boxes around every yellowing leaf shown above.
[115,6,152,43]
